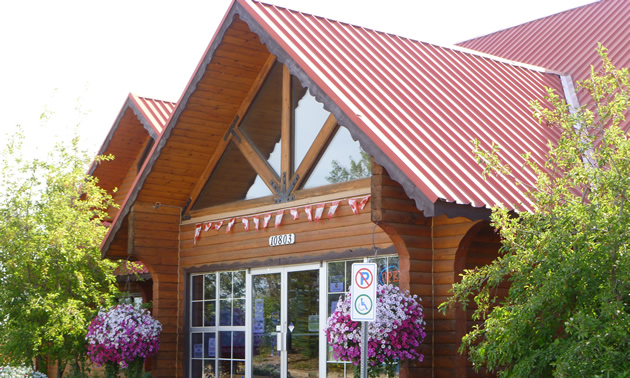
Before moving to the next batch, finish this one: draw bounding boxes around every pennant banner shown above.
[214,220,223,231]
[242,217,250,231]
[194,223,202,244]
[314,203,325,222]
[263,213,272,229]
[191,194,369,239]
[226,218,236,233]
[275,210,285,228]
[359,195,371,210]
[328,200,341,219]
[290,208,299,220]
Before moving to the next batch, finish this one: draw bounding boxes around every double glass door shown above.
[248,264,323,378]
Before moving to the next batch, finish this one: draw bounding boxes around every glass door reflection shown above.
[252,273,282,378]
[287,269,319,377]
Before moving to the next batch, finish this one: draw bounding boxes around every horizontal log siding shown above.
[129,202,183,377]
[371,162,481,378]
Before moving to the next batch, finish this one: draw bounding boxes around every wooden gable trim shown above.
[101,6,245,256]
[233,1,489,220]
[89,97,155,177]
[186,54,277,211]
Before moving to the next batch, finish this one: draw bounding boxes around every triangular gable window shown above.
[192,142,272,210]
[191,61,371,210]
[302,126,369,189]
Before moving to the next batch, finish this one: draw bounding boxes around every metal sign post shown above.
[351,263,377,378]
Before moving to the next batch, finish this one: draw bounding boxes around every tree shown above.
[0,128,118,376]
[326,149,372,184]
[439,46,630,376]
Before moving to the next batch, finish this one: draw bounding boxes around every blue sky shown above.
[0,0,595,157]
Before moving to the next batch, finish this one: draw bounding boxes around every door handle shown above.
[276,325,282,351]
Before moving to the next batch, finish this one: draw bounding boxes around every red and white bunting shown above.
[328,200,341,219]
[226,218,236,233]
[359,195,371,210]
[214,220,223,231]
[263,213,272,229]
[194,223,202,244]
[242,217,250,231]
[314,203,325,221]
[290,208,299,220]
[190,195,368,238]
[348,198,359,214]
[275,210,285,228]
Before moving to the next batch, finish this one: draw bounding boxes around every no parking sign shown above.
[351,263,377,321]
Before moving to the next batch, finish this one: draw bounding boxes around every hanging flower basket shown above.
[86,304,162,377]
[325,284,426,376]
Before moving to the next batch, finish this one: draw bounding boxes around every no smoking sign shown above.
[351,263,377,321]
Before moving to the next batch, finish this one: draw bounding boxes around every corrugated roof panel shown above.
[130,95,176,135]
[459,0,630,109]
[242,0,566,212]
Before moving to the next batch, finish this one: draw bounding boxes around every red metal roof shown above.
[129,94,176,136]
[239,0,565,213]
[458,0,630,108]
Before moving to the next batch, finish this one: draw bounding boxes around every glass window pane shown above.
[233,299,245,326]
[233,331,245,360]
[293,77,330,173]
[192,142,273,210]
[233,360,245,375]
[303,127,370,189]
[192,302,203,328]
[203,360,216,378]
[219,331,232,359]
[192,333,203,359]
[192,359,203,377]
[328,293,343,317]
[327,262,345,294]
[220,272,232,299]
[233,271,246,298]
[204,274,216,300]
[388,256,400,286]
[192,275,203,301]
[218,360,231,378]
[204,301,216,327]
[220,299,232,326]
[239,62,282,176]
[205,332,217,359]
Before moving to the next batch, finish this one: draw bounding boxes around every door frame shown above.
[246,263,326,378]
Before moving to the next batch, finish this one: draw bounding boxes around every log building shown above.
[91,0,630,376]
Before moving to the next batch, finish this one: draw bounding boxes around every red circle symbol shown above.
[355,268,373,289]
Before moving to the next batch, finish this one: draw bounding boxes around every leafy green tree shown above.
[0,128,118,376]
[440,46,630,376]
[326,149,371,184]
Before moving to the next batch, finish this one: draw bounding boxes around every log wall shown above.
[372,162,490,377]
[128,201,183,377]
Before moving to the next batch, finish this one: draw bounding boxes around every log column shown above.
[128,201,182,377]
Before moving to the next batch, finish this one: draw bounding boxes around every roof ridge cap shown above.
[444,43,566,75]
[458,0,601,45]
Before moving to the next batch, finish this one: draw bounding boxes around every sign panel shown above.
[269,233,296,247]
[351,263,377,321]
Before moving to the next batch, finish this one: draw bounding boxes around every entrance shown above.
[248,264,324,378]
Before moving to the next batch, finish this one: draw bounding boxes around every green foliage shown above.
[0,128,118,374]
[326,149,372,184]
[440,46,630,376]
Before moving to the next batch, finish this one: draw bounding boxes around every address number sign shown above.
[269,233,296,247]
